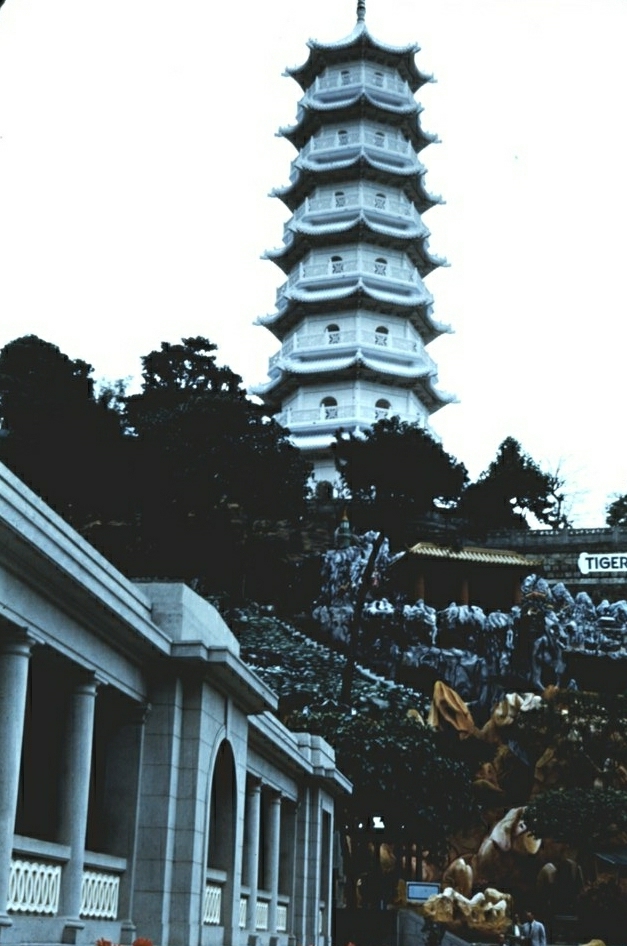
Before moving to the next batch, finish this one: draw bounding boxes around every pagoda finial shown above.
[357,0,366,23]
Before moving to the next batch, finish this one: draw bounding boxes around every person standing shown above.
[510,913,523,945]
[522,910,546,946]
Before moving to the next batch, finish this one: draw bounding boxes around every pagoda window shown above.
[375,398,391,420]
[325,324,341,344]
[373,71,384,87]
[337,129,348,146]
[340,69,351,86]
[334,190,346,208]
[320,397,339,420]
[374,130,385,148]
[374,192,386,210]
[330,255,344,274]
[374,257,388,276]
[374,325,389,346]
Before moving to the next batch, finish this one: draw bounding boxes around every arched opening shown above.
[374,192,386,210]
[340,69,351,86]
[373,71,384,88]
[374,257,387,276]
[334,190,346,208]
[337,129,348,146]
[375,398,391,420]
[374,130,385,148]
[320,397,338,420]
[374,325,389,346]
[325,323,340,344]
[204,740,237,926]
[207,740,236,873]
[330,255,344,274]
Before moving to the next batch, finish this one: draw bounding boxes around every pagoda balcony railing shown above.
[285,250,419,289]
[303,63,415,106]
[299,128,415,168]
[269,328,419,367]
[289,186,419,230]
[277,404,422,428]
[311,63,413,99]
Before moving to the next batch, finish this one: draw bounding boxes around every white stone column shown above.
[244,779,261,934]
[0,634,32,927]
[267,792,282,935]
[58,674,98,942]
[118,703,150,945]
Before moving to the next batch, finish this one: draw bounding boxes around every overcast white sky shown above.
[1,0,626,526]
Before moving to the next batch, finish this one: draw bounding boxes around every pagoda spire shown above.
[356,0,366,23]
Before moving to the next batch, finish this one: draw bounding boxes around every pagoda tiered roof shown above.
[280,100,436,154]
[271,159,442,215]
[256,289,451,347]
[264,219,445,278]
[285,18,432,94]
[254,355,452,415]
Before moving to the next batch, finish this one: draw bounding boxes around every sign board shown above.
[578,553,627,575]
[405,881,440,902]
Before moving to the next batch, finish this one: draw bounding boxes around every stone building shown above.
[253,1,452,484]
[0,461,349,946]
[484,527,627,601]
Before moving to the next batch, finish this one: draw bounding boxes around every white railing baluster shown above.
[80,870,120,920]
[8,859,62,915]
[202,883,222,925]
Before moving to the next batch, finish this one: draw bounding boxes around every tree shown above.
[525,786,627,856]
[333,417,468,542]
[458,436,570,535]
[606,494,627,527]
[299,707,482,851]
[124,337,311,597]
[0,335,128,526]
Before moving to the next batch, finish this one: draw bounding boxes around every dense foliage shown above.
[238,609,486,856]
[122,337,310,596]
[526,786,627,851]
[0,335,310,600]
[510,689,627,790]
[458,436,570,533]
[333,418,468,542]
[0,335,129,523]
[606,493,627,527]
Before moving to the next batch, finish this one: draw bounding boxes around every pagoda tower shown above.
[253,1,453,485]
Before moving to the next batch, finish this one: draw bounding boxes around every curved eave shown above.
[264,217,445,278]
[280,100,436,154]
[256,289,451,346]
[255,356,452,414]
[286,432,338,451]
[271,157,442,215]
[286,22,432,94]
[282,278,433,311]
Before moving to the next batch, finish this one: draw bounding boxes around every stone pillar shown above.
[245,779,261,936]
[117,703,151,945]
[0,633,33,928]
[58,673,98,942]
[267,792,282,935]
[291,786,311,946]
